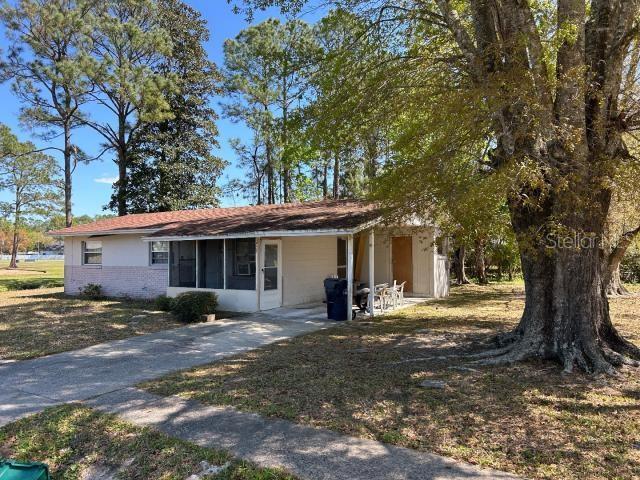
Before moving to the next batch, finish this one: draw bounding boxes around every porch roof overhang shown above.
[140,225,378,242]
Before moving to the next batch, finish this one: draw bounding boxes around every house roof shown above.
[49,200,381,238]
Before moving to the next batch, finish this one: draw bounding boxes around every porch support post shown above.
[223,239,227,290]
[168,241,172,288]
[347,234,354,319]
[195,240,200,288]
[368,229,375,317]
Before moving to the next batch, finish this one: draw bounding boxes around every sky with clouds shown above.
[0,1,321,217]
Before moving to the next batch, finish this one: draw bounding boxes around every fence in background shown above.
[0,254,64,261]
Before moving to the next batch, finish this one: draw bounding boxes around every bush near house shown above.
[172,291,218,323]
[154,294,175,312]
[79,283,102,299]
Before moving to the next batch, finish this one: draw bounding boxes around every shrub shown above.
[79,283,102,299]
[155,294,175,312]
[172,291,218,323]
[621,251,640,284]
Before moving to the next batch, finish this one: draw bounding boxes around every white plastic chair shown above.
[392,281,406,308]
[373,283,390,312]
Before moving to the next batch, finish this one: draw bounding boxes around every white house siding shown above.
[281,236,337,306]
[64,235,168,299]
[357,227,444,297]
[166,286,258,313]
[412,231,435,296]
[358,230,392,286]
[434,255,450,298]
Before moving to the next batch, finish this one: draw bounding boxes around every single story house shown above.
[50,200,449,312]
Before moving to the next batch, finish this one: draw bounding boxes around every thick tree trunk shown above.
[116,112,128,216]
[64,123,73,227]
[478,199,640,373]
[332,151,340,200]
[453,245,470,285]
[604,225,640,296]
[9,231,19,269]
[265,138,275,204]
[9,202,20,269]
[322,159,328,199]
[434,0,640,373]
[117,147,127,216]
[606,265,629,296]
[474,238,488,284]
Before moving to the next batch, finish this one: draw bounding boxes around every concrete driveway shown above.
[0,313,329,426]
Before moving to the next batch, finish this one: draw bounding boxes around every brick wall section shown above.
[65,265,168,299]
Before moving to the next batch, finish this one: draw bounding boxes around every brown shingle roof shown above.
[49,200,380,237]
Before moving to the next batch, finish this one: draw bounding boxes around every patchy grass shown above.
[0,404,295,480]
[0,260,64,292]
[142,283,640,480]
[0,288,184,360]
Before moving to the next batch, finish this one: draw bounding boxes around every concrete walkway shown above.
[1,310,521,479]
[0,315,328,426]
[86,387,520,480]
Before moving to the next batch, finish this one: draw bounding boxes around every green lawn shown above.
[0,404,295,480]
[0,260,64,292]
[0,288,184,360]
[141,283,640,480]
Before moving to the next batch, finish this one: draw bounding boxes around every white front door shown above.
[260,240,282,310]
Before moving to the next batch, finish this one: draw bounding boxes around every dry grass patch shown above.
[0,404,295,479]
[0,288,183,360]
[142,283,640,480]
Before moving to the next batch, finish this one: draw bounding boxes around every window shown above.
[169,241,196,287]
[225,238,256,290]
[337,238,347,278]
[82,240,102,265]
[198,239,224,289]
[150,241,169,265]
[233,238,256,276]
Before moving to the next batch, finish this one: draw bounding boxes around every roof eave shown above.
[141,226,373,242]
[48,228,159,237]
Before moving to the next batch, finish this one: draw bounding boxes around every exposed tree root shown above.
[606,283,632,297]
[467,331,639,374]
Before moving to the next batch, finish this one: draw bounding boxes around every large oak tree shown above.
[239,0,640,373]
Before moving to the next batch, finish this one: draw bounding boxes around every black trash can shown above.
[324,278,349,321]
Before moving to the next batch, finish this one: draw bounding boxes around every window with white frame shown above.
[82,240,102,265]
[150,241,169,265]
[233,238,256,276]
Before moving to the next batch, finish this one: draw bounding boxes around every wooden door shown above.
[392,236,413,292]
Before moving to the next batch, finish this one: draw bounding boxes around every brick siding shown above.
[65,265,168,299]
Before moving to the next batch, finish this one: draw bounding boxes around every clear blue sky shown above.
[0,1,320,216]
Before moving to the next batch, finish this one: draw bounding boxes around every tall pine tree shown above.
[124,0,225,212]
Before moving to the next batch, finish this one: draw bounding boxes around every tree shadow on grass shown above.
[0,292,182,360]
[141,286,640,480]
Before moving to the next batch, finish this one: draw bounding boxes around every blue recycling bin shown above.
[324,278,350,321]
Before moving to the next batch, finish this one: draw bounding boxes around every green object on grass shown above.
[0,459,49,480]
